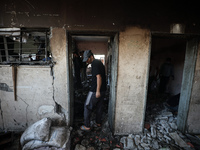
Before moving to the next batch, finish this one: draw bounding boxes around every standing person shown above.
[80,50,107,131]
[73,51,82,89]
[159,57,174,93]
[79,51,87,82]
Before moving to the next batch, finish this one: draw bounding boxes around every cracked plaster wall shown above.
[0,66,63,131]
[50,28,68,123]
[114,27,150,135]
[0,28,68,131]
[187,42,200,134]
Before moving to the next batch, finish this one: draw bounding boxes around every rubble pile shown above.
[71,79,200,150]
[120,104,197,150]
[72,119,123,150]
[71,102,200,150]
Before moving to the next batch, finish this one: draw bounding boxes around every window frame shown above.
[0,28,53,65]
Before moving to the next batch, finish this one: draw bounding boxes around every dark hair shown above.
[73,51,79,56]
[166,57,171,62]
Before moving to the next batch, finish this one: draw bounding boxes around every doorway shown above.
[66,32,119,132]
[145,33,199,133]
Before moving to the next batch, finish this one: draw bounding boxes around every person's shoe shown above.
[80,125,91,132]
[93,122,101,128]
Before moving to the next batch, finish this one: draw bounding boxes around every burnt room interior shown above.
[70,34,188,126]
[69,35,111,125]
[146,35,187,116]
[1,0,200,148]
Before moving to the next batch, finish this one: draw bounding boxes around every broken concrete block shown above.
[101,143,110,149]
[152,139,159,149]
[137,144,144,150]
[140,142,150,149]
[168,117,174,123]
[120,137,126,143]
[75,144,86,150]
[169,122,177,130]
[159,148,170,150]
[141,135,148,143]
[134,135,141,146]
[164,135,171,141]
[169,132,190,148]
[86,147,95,150]
[162,111,173,117]
[151,126,157,138]
[81,139,89,146]
[121,136,136,149]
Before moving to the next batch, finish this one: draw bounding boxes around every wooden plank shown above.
[12,65,17,101]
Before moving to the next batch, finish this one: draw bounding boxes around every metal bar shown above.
[0,48,2,62]
[3,36,9,62]
[19,31,22,61]
[45,31,47,61]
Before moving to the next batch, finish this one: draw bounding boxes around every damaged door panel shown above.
[177,38,199,132]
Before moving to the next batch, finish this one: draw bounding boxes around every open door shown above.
[108,33,119,132]
[177,38,199,132]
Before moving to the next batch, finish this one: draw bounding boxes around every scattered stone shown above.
[77,130,84,137]
[81,139,89,146]
[162,111,173,117]
[86,147,95,150]
[140,142,150,149]
[169,132,190,148]
[152,139,159,149]
[134,135,141,146]
[71,89,199,150]
[121,136,136,149]
[151,126,157,138]
[137,144,144,150]
[101,143,110,149]
[168,117,174,123]
[169,122,177,130]
[75,144,86,150]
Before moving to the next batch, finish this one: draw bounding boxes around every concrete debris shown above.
[86,147,95,150]
[81,139,89,146]
[134,135,141,145]
[121,136,136,149]
[75,144,86,150]
[71,78,200,150]
[169,132,191,148]
[117,104,196,150]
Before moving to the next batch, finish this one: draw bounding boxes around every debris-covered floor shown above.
[70,79,200,150]
[1,79,200,150]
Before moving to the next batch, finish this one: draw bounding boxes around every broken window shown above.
[0,28,52,65]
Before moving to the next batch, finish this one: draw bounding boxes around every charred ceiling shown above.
[0,0,200,33]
